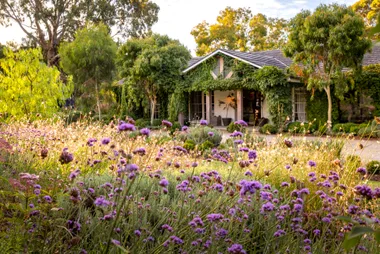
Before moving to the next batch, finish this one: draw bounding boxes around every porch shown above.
[188,89,270,126]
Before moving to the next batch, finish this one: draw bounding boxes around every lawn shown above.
[0,118,379,253]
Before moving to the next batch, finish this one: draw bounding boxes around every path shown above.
[221,132,380,163]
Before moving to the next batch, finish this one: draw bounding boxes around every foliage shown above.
[352,0,380,39]
[168,89,187,123]
[191,7,287,56]
[0,48,72,118]
[135,118,150,128]
[226,122,245,133]
[259,123,278,134]
[199,140,214,152]
[333,123,358,133]
[346,155,362,169]
[0,0,159,66]
[306,89,340,125]
[367,160,380,174]
[284,4,372,132]
[344,64,380,116]
[187,126,222,146]
[59,23,117,118]
[117,34,191,124]
[170,122,181,135]
[183,139,196,151]
[358,121,380,137]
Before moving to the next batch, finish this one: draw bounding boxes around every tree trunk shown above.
[95,82,101,120]
[324,85,333,133]
[150,99,156,125]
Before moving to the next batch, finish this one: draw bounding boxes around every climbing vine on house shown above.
[345,64,380,116]
[179,55,292,127]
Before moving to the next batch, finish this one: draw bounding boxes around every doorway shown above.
[243,90,262,126]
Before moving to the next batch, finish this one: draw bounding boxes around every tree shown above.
[249,13,288,52]
[352,0,380,39]
[284,4,372,132]
[0,48,72,118]
[0,0,159,67]
[191,7,288,56]
[59,23,117,119]
[117,34,191,124]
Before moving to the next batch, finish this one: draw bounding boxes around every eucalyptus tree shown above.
[0,0,159,67]
[59,23,117,119]
[284,4,371,132]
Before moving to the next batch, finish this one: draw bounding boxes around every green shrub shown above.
[358,126,379,138]
[152,119,163,127]
[345,155,362,169]
[259,124,278,134]
[226,122,245,133]
[135,118,150,128]
[170,122,181,135]
[333,123,357,133]
[349,125,361,135]
[187,126,222,146]
[366,160,380,174]
[199,140,214,152]
[183,139,196,151]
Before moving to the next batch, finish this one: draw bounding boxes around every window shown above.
[293,87,307,122]
[190,91,203,120]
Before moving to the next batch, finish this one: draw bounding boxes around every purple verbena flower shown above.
[101,137,111,145]
[162,120,172,127]
[227,243,246,254]
[308,160,316,167]
[234,120,248,126]
[140,128,150,136]
[200,119,208,125]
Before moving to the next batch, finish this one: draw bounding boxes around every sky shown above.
[0,0,356,56]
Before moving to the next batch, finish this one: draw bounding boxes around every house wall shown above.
[213,90,236,121]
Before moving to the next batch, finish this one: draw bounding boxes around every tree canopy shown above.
[284,3,372,132]
[59,23,117,118]
[0,48,72,118]
[117,34,191,124]
[352,0,380,39]
[0,0,159,66]
[191,7,287,56]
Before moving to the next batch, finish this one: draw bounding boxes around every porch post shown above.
[236,89,243,121]
[201,92,205,120]
[206,91,211,123]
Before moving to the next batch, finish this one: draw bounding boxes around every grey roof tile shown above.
[186,46,380,71]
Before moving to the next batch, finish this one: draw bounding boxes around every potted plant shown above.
[219,93,236,126]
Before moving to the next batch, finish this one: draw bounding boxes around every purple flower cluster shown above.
[162,120,172,127]
[118,121,136,131]
[234,120,248,127]
[228,243,246,254]
[239,180,262,197]
[59,148,74,164]
[200,119,208,125]
[140,128,150,136]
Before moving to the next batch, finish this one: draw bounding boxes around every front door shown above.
[243,90,262,126]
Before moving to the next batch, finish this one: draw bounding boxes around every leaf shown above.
[374,231,380,243]
[343,234,362,251]
[348,226,374,239]
[336,216,355,223]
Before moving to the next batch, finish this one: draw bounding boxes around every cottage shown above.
[182,46,380,127]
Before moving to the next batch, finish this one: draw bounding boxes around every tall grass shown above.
[0,118,379,253]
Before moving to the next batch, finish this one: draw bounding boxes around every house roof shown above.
[184,46,380,73]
